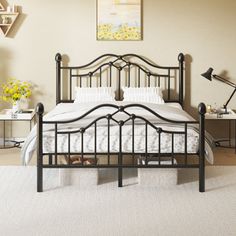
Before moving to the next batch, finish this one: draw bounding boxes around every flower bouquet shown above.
[1,78,32,113]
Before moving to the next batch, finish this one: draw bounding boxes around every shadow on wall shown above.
[184,54,198,118]
[0,47,13,110]
[0,47,13,138]
[62,54,70,100]
[27,82,44,110]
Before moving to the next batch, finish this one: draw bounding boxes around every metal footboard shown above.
[36,103,206,193]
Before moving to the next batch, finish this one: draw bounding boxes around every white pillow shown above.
[74,87,115,103]
[123,87,165,104]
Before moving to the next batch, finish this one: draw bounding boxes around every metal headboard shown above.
[55,53,185,106]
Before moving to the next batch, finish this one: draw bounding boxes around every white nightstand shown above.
[0,109,35,149]
[205,109,236,153]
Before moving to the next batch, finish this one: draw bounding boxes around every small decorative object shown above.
[2,16,9,24]
[97,0,142,41]
[7,6,11,12]
[20,97,29,110]
[66,156,97,165]
[0,2,20,37]
[0,78,32,113]
[206,104,212,113]
[211,103,218,113]
[12,4,17,12]
[201,68,236,114]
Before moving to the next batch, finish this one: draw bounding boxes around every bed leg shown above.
[198,103,206,193]
[199,164,205,192]
[37,165,43,192]
[118,167,123,187]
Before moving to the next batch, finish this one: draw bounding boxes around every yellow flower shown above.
[114,32,122,40]
[123,34,129,40]
[0,78,32,104]
[26,91,31,98]
[12,94,18,100]
[107,32,113,39]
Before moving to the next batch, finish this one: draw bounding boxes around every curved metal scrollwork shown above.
[55,53,185,105]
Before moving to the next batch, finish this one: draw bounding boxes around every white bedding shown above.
[21,101,214,165]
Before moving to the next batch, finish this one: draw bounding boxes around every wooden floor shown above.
[0,147,235,166]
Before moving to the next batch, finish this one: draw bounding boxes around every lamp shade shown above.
[201,68,213,81]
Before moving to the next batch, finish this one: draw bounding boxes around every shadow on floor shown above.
[98,168,138,186]
[178,166,236,184]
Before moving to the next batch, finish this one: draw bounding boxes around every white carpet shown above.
[0,166,236,236]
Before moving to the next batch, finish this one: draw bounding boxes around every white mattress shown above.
[42,124,199,154]
[21,101,214,165]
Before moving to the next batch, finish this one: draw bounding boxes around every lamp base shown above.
[219,111,230,115]
[219,107,234,115]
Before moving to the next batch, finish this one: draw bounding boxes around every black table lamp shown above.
[201,68,236,114]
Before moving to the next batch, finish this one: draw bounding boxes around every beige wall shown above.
[1,0,236,137]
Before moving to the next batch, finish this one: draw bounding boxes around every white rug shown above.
[0,166,236,236]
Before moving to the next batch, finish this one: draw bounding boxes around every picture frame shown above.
[96,0,142,41]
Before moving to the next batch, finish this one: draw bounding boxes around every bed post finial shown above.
[198,102,206,115]
[198,102,206,193]
[55,53,62,62]
[55,53,62,105]
[36,103,44,115]
[178,53,184,63]
[178,53,185,108]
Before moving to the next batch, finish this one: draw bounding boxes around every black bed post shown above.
[178,53,185,107]
[36,103,44,193]
[198,103,206,193]
[55,53,62,105]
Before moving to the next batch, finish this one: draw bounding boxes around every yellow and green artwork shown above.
[97,0,142,41]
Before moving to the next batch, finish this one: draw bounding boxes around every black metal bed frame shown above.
[36,53,206,192]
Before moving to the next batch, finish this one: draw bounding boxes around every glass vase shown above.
[12,100,20,113]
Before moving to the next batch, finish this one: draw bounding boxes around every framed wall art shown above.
[97,0,142,41]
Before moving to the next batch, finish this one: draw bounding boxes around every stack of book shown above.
[0,109,35,120]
